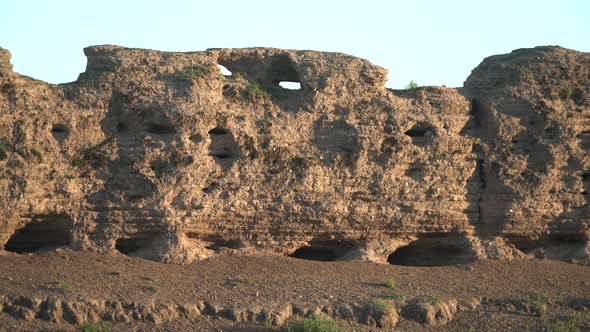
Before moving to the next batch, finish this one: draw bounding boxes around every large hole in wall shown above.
[4,215,72,253]
[387,236,474,266]
[115,234,157,256]
[404,123,435,147]
[208,127,240,168]
[267,54,301,86]
[278,81,301,90]
[289,239,356,261]
[217,64,232,76]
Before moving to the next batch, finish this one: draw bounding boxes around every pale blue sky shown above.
[1,0,588,88]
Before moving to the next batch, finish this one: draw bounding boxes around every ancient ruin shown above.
[0,45,588,266]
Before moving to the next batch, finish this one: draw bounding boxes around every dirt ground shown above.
[0,250,589,331]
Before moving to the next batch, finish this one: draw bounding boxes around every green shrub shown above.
[244,83,270,100]
[368,298,394,314]
[383,278,396,289]
[266,86,290,100]
[546,317,581,332]
[284,315,344,332]
[381,290,406,302]
[82,321,111,332]
[560,84,574,99]
[175,64,213,81]
[57,280,73,295]
[514,291,550,318]
[72,146,108,170]
[405,80,418,90]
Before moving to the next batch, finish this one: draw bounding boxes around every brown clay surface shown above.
[0,250,589,331]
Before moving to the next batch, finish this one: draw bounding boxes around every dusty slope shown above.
[0,251,589,331]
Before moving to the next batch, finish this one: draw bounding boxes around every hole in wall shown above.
[266,54,301,85]
[217,64,232,76]
[116,122,128,132]
[51,124,69,144]
[201,235,243,252]
[4,215,72,253]
[404,123,435,146]
[289,239,356,261]
[115,235,157,255]
[577,131,590,150]
[208,127,239,167]
[387,235,473,266]
[147,122,176,135]
[278,81,301,90]
[405,162,425,181]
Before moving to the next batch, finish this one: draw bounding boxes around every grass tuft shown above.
[405,80,418,90]
[244,83,270,100]
[284,315,345,332]
[175,64,213,81]
[82,321,111,332]
[57,280,73,295]
[546,317,582,332]
[383,278,396,289]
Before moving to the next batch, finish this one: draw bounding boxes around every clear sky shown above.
[1,0,588,88]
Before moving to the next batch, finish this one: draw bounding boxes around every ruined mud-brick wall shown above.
[0,45,588,264]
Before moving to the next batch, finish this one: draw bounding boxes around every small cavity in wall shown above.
[404,123,435,147]
[208,127,240,168]
[51,124,69,144]
[4,215,72,253]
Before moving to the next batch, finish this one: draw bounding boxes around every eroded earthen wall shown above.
[0,45,588,264]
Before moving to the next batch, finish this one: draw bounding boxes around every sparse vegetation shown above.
[560,83,574,99]
[421,295,443,305]
[244,83,270,100]
[82,321,111,332]
[545,317,582,332]
[380,290,406,302]
[143,284,159,294]
[57,280,73,295]
[383,278,396,289]
[515,65,534,82]
[266,86,290,100]
[284,315,345,332]
[225,277,256,287]
[175,64,214,81]
[368,298,395,314]
[514,291,550,318]
[72,145,108,171]
[405,80,418,90]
